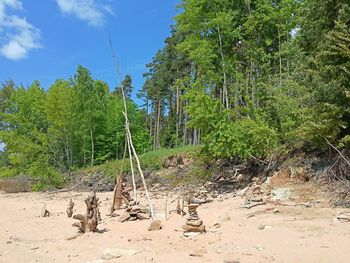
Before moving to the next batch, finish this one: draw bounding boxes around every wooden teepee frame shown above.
[109,36,155,220]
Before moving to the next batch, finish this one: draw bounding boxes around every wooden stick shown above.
[111,138,127,212]
[165,190,169,221]
[124,116,155,220]
[126,127,137,201]
[109,35,155,220]
[325,138,350,166]
[108,35,138,205]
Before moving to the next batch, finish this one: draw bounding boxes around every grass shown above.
[0,167,18,179]
[83,145,202,180]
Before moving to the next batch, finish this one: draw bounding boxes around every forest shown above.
[0,0,349,189]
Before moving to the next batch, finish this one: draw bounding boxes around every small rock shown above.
[65,233,82,241]
[186,219,203,227]
[218,214,231,223]
[189,253,203,257]
[92,260,105,263]
[211,222,221,228]
[40,204,51,217]
[182,224,206,233]
[237,187,249,197]
[258,225,272,230]
[106,213,119,218]
[101,248,141,260]
[118,213,131,223]
[137,213,150,220]
[148,220,162,231]
[183,232,200,237]
[132,205,140,211]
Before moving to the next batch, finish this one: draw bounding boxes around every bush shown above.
[28,155,63,191]
[204,118,279,160]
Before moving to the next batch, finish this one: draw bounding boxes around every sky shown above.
[0,0,179,104]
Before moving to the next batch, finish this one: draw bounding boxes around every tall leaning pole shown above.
[108,36,155,221]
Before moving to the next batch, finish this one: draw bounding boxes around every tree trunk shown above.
[218,27,229,108]
[64,135,71,174]
[278,27,282,85]
[183,101,188,145]
[176,84,180,147]
[90,128,94,166]
[156,99,161,149]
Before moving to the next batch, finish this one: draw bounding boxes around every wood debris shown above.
[336,212,350,222]
[66,198,74,218]
[40,203,51,217]
[72,193,100,233]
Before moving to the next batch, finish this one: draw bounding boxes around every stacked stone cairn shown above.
[182,204,206,235]
[118,201,150,222]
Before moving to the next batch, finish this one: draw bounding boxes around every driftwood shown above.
[66,198,74,218]
[111,175,123,212]
[169,196,186,216]
[40,204,51,217]
[72,193,100,233]
[240,202,266,209]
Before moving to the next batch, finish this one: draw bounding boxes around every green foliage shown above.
[0,66,151,189]
[2,0,350,189]
[28,155,63,191]
[204,118,279,160]
[339,135,350,149]
[89,145,201,179]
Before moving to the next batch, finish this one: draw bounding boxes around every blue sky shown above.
[0,0,179,104]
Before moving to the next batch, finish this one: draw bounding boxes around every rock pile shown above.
[240,178,267,209]
[182,204,206,235]
[118,201,150,222]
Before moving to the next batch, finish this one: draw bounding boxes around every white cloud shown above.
[56,0,113,27]
[0,0,41,60]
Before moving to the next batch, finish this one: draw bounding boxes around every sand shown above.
[0,185,350,263]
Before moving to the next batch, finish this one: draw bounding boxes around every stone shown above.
[65,233,82,241]
[271,188,290,201]
[237,187,249,197]
[183,232,200,237]
[101,249,122,260]
[189,196,210,204]
[258,225,272,230]
[101,248,141,260]
[40,204,51,217]
[269,168,292,186]
[189,253,204,257]
[218,214,231,223]
[186,219,203,227]
[118,213,131,222]
[182,224,206,233]
[148,220,162,231]
[137,213,150,220]
[211,222,221,228]
[131,205,140,211]
[273,208,280,213]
